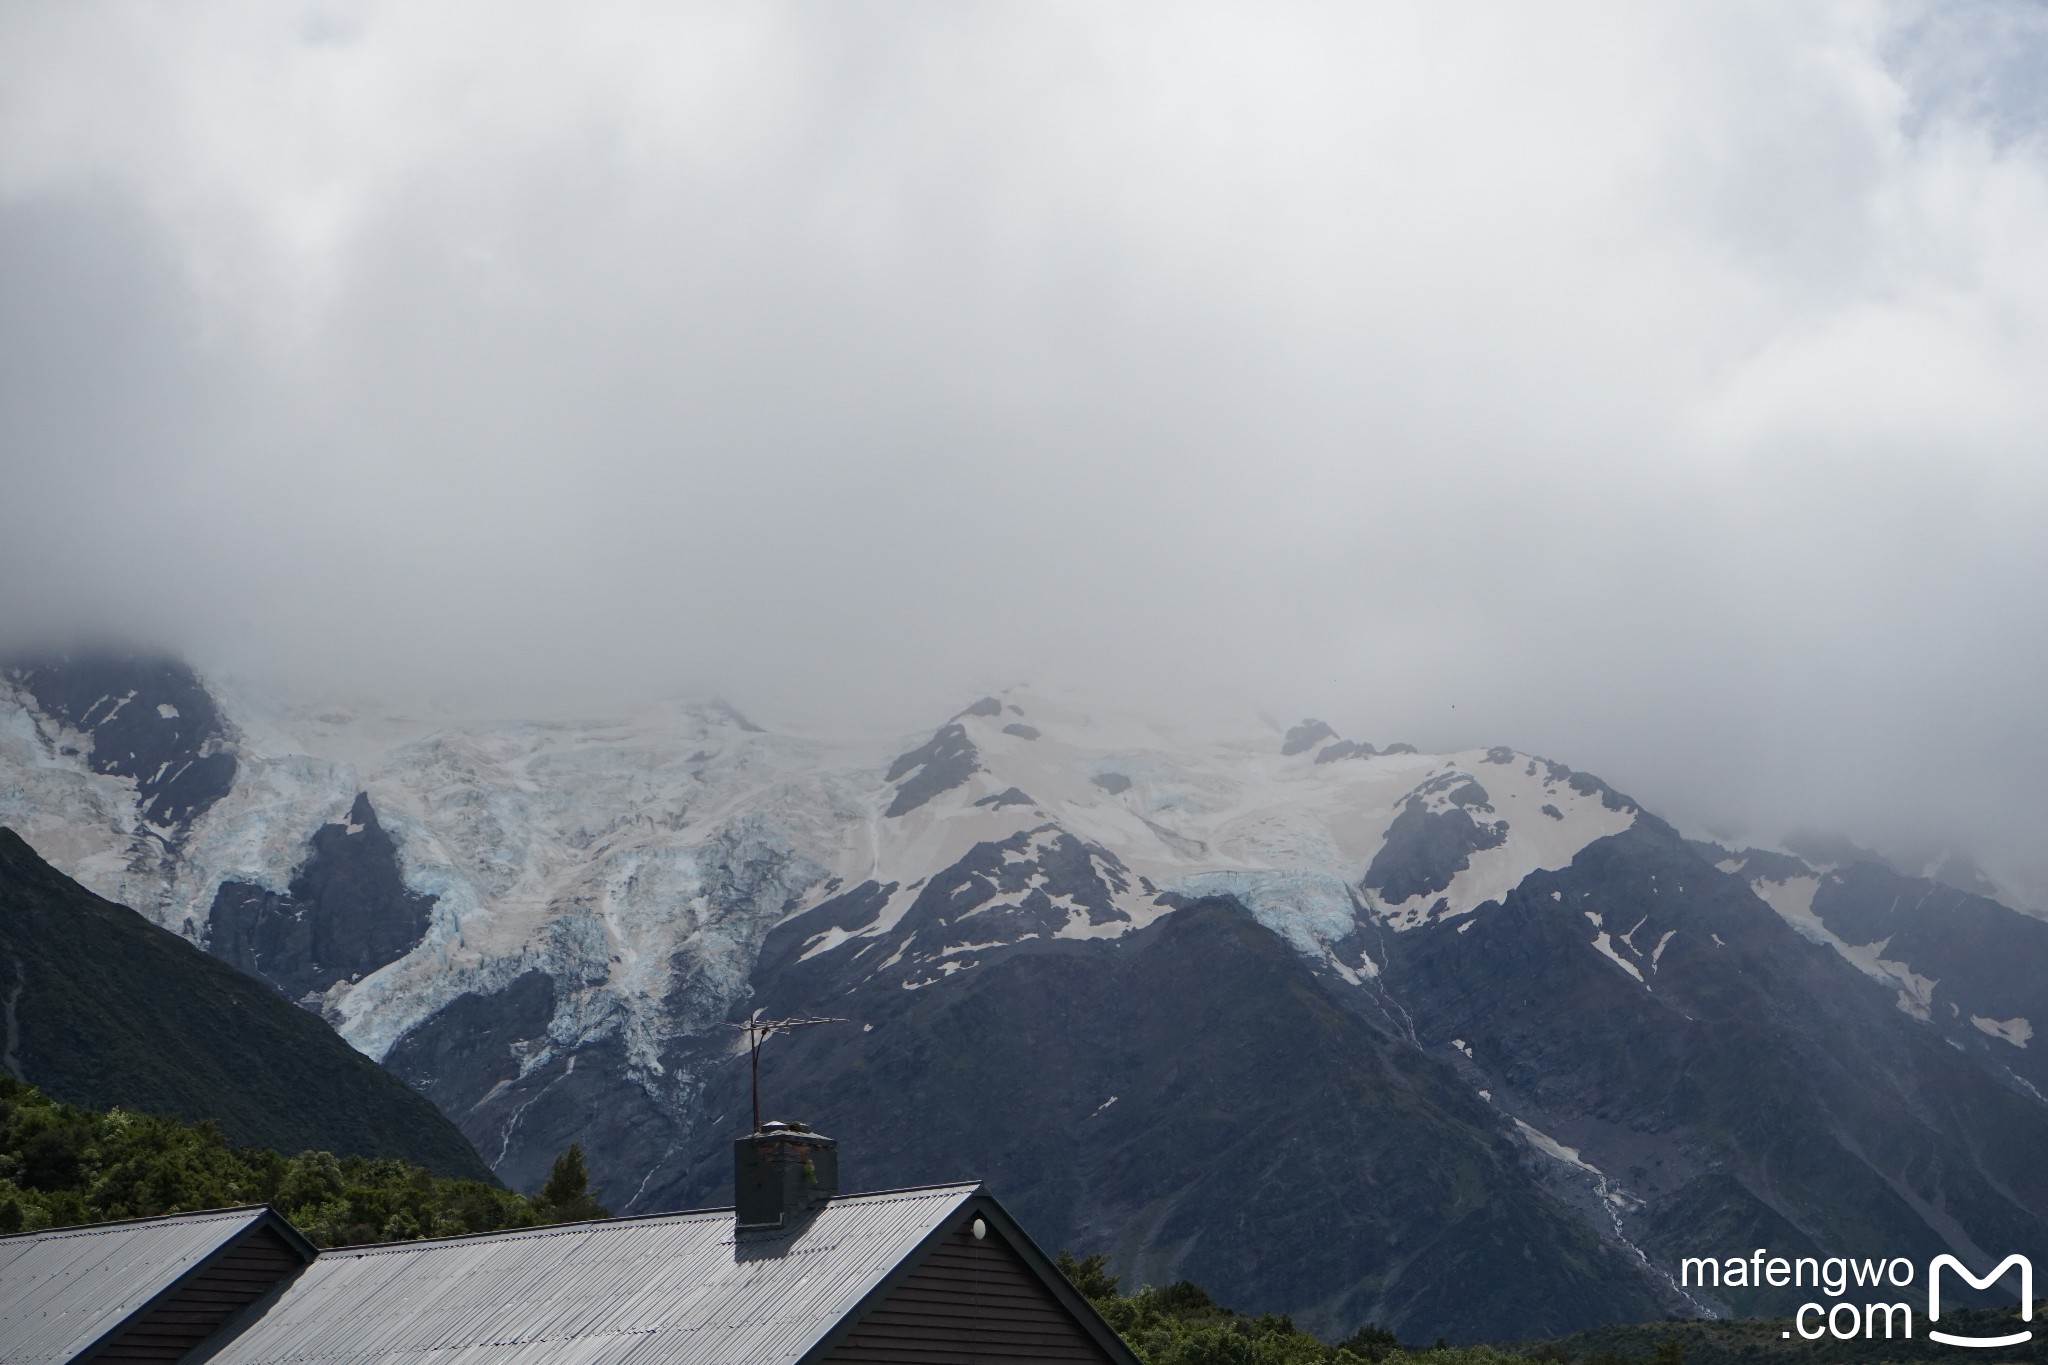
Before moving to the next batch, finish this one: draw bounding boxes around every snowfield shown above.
[1,677,1639,1079]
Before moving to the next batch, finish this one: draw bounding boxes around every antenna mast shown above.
[727,1011,846,1132]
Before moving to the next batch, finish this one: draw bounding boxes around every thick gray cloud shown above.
[4,2,2048,895]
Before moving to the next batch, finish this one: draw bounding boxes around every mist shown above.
[4,2,2048,894]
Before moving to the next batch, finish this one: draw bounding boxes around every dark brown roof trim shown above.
[71,1206,316,1365]
[794,1188,1142,1365]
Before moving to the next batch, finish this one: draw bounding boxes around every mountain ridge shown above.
[4,656,2045,1340]
[0,824,491,1179]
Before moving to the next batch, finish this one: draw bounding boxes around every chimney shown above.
[734,1120,838,1232]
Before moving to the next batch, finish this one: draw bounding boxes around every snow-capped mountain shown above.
[0,666,1641,1073]
[1715,840,2048,1102]
[4,655,2046,1342]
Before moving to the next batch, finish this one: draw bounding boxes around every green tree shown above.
[277,1150,346,1212]
[0,1076,589,1247]
[1337,1324,1402,1362]
[535,1143,608,1223]
[1058,1249,1122,1300]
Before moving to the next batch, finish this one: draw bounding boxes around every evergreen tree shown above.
[535,1142,608,1223]
[1057,1249,1121,1300]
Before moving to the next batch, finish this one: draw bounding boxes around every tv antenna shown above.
[727,1011,847,1133]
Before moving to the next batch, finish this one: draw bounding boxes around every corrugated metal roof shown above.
[203,1183,982,1365]
[0,1205,270,1364]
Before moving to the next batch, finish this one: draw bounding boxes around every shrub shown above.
[0,1076,603,1246]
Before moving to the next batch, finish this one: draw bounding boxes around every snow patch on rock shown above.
[1973,1015,2032,1048]
[1751,872,1942,1022]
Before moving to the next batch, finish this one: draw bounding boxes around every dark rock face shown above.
[4,654,237,837]
[1709,842,2048,1100]
[666,900,1667,1343]
[207,793,436,1003]
[972,787,1036,810]
[429,1030,680,1203]
[759,880,896,971]
[0,826,489,1178]
[763,828,1138,1001]
[1315,740,1376,763]
[1000,723,1040,741]
[1376,821,2048,1318]
[1361,798,1509,903]
[884,724,980,817]
[1527,757,1638,814]
[956,696,1004,719]
[384,970,556,1126]
[381,968,685,1203]
[1713,846,1807,882]
[1565,769,1634,812]
[1090,772,1132,795]
[1281,718,1336,756]
[1804,860,2048,1099]
[1446,780,1492,809]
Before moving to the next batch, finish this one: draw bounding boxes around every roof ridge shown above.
[0,1204,269,1242]
[313,1181,985,1257]
[0,1183,987,1252]
[811,1180,982,1203]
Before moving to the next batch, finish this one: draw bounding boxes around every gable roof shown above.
[798,1187,1137,1365]
[0,1205,315,1365]
[200,1184,1039,1365]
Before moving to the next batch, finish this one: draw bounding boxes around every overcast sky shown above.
[3,2,2048,890]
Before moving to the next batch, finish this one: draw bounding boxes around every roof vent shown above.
[734,1120,838,1232]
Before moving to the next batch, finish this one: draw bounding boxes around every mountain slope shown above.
[1379,817,2048,1316]
[0,1077,572,1244]
[3,654,236,851]
[0,826,491,1179]
[679,897,1668,1342]
[5,659,2047,1340]
[1718,843,2048,1103]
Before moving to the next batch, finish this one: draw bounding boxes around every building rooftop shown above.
[0,1205,311,1365]
[199,1183,991,1365]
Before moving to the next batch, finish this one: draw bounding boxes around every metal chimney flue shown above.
[734,1120,838,1232]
